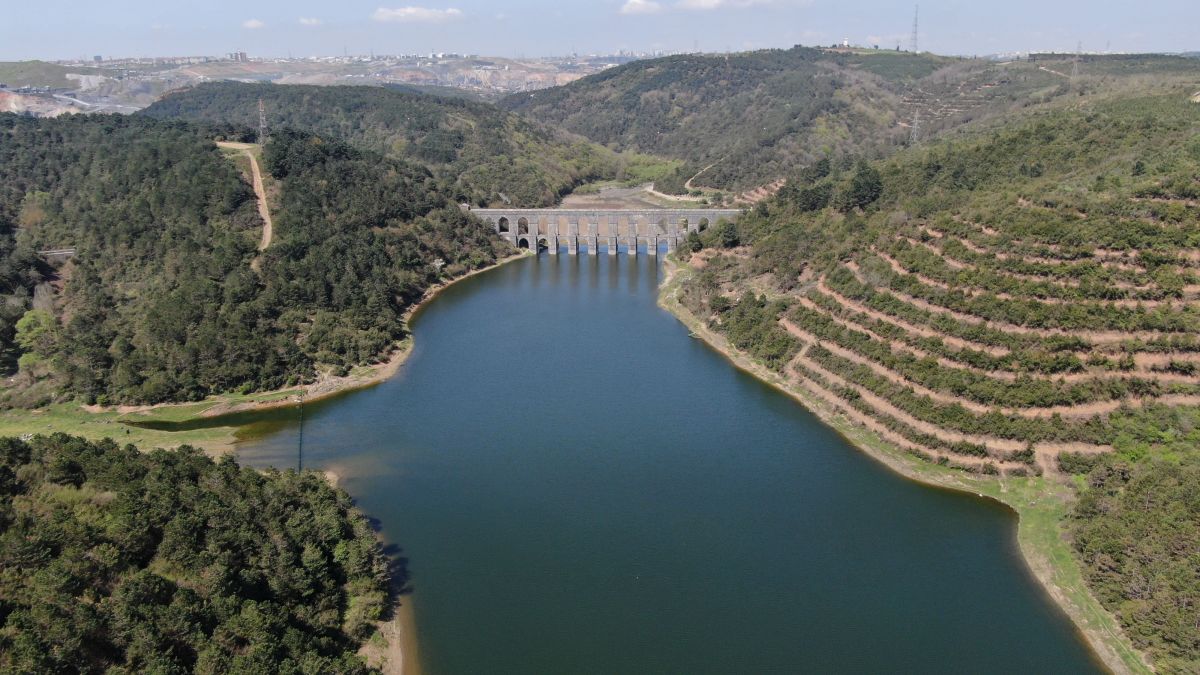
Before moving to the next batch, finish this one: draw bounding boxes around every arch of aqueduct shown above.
[470,208,741,255]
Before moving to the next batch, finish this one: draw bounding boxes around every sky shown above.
[3,0,1197,61]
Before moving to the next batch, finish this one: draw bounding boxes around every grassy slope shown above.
[0,390,299,454]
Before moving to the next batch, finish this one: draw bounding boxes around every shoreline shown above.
[13,249,1147,672]
[98,251,531,449]
[656,256,1150,675]
[9,249,528,667]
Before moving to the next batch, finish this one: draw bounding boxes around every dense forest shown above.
[672,84,1200,670]
[0,113,506,406]
[502,48,1198,193]
[1070,453,1200,674]
[141,82,625,207]
[0,434,391,673]
[501,47,984,191]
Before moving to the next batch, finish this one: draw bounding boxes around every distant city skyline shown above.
[5,0,1197,62]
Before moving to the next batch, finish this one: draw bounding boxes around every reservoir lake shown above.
[221,252,1102,674]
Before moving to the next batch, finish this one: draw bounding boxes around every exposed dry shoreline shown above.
[657,256,1149,675]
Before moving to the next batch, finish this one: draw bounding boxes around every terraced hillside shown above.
[672,92,1200,671]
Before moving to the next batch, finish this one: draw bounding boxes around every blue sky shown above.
[4,1,1197,61]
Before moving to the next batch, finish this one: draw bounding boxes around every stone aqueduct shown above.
[470,208,742,255]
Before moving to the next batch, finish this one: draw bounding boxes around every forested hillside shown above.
[142,82,620,207]
[503,48,1199,193]
[0,113,505,406]
[0,434,390,673]
[670,89,1200,670]
[502,47,961,191]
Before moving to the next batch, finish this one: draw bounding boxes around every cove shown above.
[227,253,1103,673]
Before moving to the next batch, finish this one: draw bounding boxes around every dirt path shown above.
[684,161,718,191]
[645,183,705,202]
[217,142,274,254]
[1038,65,1071,79]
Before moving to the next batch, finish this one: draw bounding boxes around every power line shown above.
[258,98,268,145]
[296,394,305,472]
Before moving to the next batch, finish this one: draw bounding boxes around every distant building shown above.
[93,55,102,63]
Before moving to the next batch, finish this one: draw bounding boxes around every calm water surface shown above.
[227,253,1102,674]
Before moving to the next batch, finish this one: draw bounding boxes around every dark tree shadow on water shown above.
[376,538,414,622]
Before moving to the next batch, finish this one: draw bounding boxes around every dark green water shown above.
[224,253,1102,673]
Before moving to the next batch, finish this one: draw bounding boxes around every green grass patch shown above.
[0,403,237,452]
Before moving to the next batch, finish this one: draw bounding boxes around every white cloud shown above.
[620,0,664,14]
[623,0,796,15]
[242,18,265,29]
[676,0,793,9]
[372,7,464,23]
[299,17,322,26]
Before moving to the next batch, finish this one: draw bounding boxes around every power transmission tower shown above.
[296,394,305,472]
[909,107,921,145]
[257,98,268,145]
[910,5,920,53]
[1071,41,1082,79]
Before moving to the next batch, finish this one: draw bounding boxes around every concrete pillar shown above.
[587,236,599,255]
[665,236,677,252]
[648,236,658,256]
[567,236,578,255]
[607,236,618,255]
[627,236,638,256]
[547,235,558,254]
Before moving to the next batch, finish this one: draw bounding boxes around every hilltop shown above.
[669,83,1200,671]
[141,82,633,207]
[502,48,1200,196]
